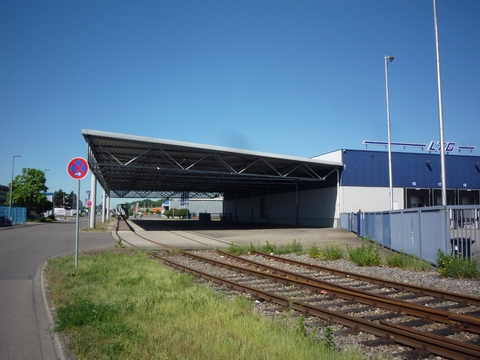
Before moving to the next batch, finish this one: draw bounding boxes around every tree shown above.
[152,198,167,207]
[64,191,77,210]
[53,190,67,208]
[6,168,48,216]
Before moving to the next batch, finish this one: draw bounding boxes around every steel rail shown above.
[153,252,480,360]
[252,250,480,307]
[182,250,480,334]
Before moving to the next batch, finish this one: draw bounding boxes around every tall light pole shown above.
[384,55,394,211]
[9,155,21,223]
[433,0,447,207]
[44,169,50,217]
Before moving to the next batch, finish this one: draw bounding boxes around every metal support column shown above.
[89,174,97,229]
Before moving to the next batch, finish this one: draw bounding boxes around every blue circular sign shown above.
[68,157,89,180]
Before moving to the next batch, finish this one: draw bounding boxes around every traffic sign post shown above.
[68,157,90,267]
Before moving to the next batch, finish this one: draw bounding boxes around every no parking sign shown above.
[67,157,89,180]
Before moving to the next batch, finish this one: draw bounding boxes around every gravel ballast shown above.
[167,250,480,360]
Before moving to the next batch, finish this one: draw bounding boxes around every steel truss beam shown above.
[82,130,342,198]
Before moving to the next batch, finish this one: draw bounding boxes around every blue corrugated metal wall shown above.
[341,206,479,265]
[0,206,27,225]
[341,150,480,190]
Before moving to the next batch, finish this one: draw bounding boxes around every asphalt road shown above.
[0,218,115,360]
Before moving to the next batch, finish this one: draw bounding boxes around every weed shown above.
[308,244,322,258]
[296,316,307,337]
[260,241,277,254]
[321,243,345,260]
[385,251,432,271]
[280,239,303,255]
[347,243,381,266]
[227,243,251,255]
[436,250,480,279]
[308,243,345,260]
[116,236,123,247]
[273,239,303,255]
[167,247,181,255]
[322,326,338,351]
[228,240,303,256]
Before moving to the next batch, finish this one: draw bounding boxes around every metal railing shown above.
[341,206,479,265]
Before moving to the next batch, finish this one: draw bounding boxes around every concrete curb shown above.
[33,263,66,360]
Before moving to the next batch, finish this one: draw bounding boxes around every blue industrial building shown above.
[310,148,480,220]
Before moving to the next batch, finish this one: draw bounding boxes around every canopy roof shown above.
[82,129,343,198]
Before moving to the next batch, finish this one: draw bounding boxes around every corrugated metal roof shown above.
[82,129,343,198]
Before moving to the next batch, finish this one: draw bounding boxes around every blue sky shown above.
[1,1,479,206]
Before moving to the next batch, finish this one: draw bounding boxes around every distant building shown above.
[164,197,223,215]
[0,185,8,204]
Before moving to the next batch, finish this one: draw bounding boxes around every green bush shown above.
[164,208,190,218]
[436,250,480,278]
[259,241,278,254]
[347,243,381,266]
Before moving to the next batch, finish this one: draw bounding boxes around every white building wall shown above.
[167,198,223,215]
[340,186,404,213]
[311,150,343,163]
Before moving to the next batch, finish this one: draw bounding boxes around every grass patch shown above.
[385,251,432,271]
[228,239,468,277]
[45,248,362,360]
[227,240,303,256]
[261,239,303,255]
[436,250,480,279]
[82,218,116,232]
[227,242,256,255]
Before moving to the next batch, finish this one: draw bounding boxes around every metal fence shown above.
[0,206,27,226]
[340,205,479,265]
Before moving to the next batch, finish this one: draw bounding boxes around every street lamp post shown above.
[9,155,21,224]
[433,0,447,207]
[384,55,394,211]
[44,169,50,217]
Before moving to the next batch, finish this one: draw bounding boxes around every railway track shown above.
[116,218,480,359]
